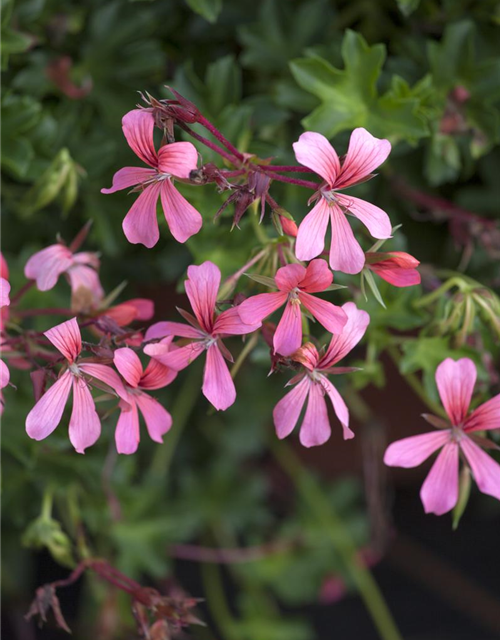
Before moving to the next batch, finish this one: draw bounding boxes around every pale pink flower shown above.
[113,345,176,454]
[365,251,420,287]
[0,358,9,415]
[384,358,500,515]
[0,252,10,309]
[25,244,104,305]
[144,261,260,411]
[26,318,129,453]
[238,259,347,357]
[273,302,369,447]
[293,129,392,275]
[101,109,202,248]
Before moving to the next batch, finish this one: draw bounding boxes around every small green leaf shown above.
[184,0,222,23]
[452,467,471,530]
[364,268,386,308]
[396,0,420,17]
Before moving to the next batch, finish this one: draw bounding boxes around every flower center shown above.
[289,288,301,304]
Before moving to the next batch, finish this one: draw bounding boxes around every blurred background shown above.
[2,0,500,638]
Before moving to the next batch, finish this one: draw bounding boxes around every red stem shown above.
[257,164,314,173]
[178,122,239,164]
[170,539,297,564]
[263,171,319,190]
[197,114,244,161]
[15,308,74,318]
[10,280,35,306]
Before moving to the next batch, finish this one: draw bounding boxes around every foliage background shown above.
[2,0,500,638]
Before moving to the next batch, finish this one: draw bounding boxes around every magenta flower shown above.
[101,109,202,248]
[384,358,500,515]
[1,251,10,309]
[25,243,104,305]
[113,345,177,454]
[26,318,129,453]
[273,302,369,447]
[144,261,260,411]
[365,251,421,287]
[238,259,347,357]
[293,129,392,275]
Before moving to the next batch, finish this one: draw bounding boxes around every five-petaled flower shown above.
[144,261,260,411]
[293,129,392,275]
[113,345,177,454]
[384,358,500,515]
[273,302,369,447]
[238,259,347,357]
[101,109,202,248]
[365,251,421,288]
[26,318,129,453]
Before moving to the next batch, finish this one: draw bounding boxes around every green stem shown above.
[201,560,239,640]
[231,333,258,380]
[271,439,403,640]
[41,486,54,520]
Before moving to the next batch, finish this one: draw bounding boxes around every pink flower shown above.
[293,129,392,275]
[0,252,10,309]
[113,345,176,454]
[25,244,104,305]
[273,302,369,447]
[26,318,129,453]
[365,251,421,287]
[101,109,202,248]
[238,259,347,357]
[384,358,500,515]
[144,261,260,411]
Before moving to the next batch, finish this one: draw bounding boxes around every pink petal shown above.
[384,431,450,467]
[67,265,104,305]
[299,382,331,447]
[157,141,198,179]
[185,261,221,332]
[295,198,330,262]
[320,302,370,368]
[24,244,74,291]
[0,278,10,308]
[203,344,236,411]
[273,376,310,440]
[140,355,177,390]
[160,180,203,243]
[435,358,476,426]
[44,317,82,363]
[78,363,129,404]
[420,442,459,515]
[122,109,158,167]
[293,131,340,185]
[122,182,161,248]
[275,263,306,292]
[213,306,261,336]
[0,252,9,280]
[464,394,500,432]
[299,292,347,334]
[328,204,365,274]
[114,347,143,388]
[299,259,333,293]
[101,167,156,194]
[321,376,354,440]
[335,128,391,189]
[69,377,101,453]
[135,391,172,442]
[0,359,10,389]
[238,291,287,325]
[273,301,303,357]
[460,437,500,502]
[369,265,421,287]
[115,400,140,454]
[26,370,73,441]
[337,194,392,240]
[72,252,100,268]
[124,298,155,321]
[144,341,205,371]
[145,321,203,341]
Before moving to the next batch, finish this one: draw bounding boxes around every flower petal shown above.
[328,204,366,274]
[26,371,73,441]
[337,194,392,240]
[420,442,459,515]
[122,182,161,249]
[0,359,10,389]
[203,344,236,411]
[384,430,450,468]
[0,278,10,308]
[78,363,129,403]
[275,263,306,292]
[145,321,203,340]
[114,347,143,388]
[157,141,198,178]
[435,358,476,426]
[123,298,155,321]
[144,341,205,371]
[321,376,354,440]
[69,377,101,453]
[185,261,221,332]
[369,265,421,288]
[213,306,261,336]
[160,180,203,244]
[101,167,156,194]
[460,437,500,502]
[464,394,500,433]
[140,354,177,390]
[299,381,331,447]
[24,244,74,291]
[273,376,310,440]
[237,292,287,325]
[320,302,370,368]
[299,259,333,293]
[293,131,340,185]
[299,292,347,334]
[67,265,105,306]
[335,128,391,189]
[115,399,140,454]
[122,109,158,167]
[44,317,82,363]
[273,301,303,357]
[135,391,172,443]
[295,198,330,262]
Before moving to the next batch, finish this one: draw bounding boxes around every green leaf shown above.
[396,0,420,16]
[184,0,222,23]
[452,467,471,530]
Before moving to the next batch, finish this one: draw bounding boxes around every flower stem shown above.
[271,439,403,640]
[197,114,244,162]
[256,164,314,173]
[178,122,239,165]
[262,171,319,190]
